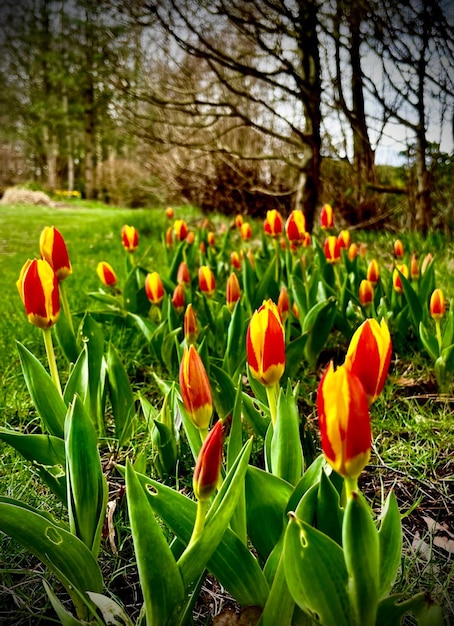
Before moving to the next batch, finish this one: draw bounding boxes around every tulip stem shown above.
[59,281,74,335]
[42,328,62,397]
[266,383,279,428]
[188,499,209,548]
[435,320,443,353]
[274,239,280,283]
[343,476,359,502]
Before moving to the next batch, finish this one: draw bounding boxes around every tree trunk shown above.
[84,84,96,199]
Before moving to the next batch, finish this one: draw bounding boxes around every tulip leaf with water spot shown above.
[376,592,443,626]
[343,491,380,626]
[378,491,402,598]
[241,390,269,438]
[0,497,103,615]
[106,342,135,446]
[284,514,351,626]
[65,395,107,558]
[270,382,303,486]
[125,460,185,626]
[17,341,67,439]
[245,465,293,561]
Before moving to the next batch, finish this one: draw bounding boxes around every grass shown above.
[1,201,453,624]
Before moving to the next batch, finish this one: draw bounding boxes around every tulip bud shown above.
[317,363,371,480]
[193,420,223,501]
[246,299,285,386]
[179,345,213,430]
[184,303,199,344]
[230,251,241,270]
[226,272,241,312]
[324,235,341,264]
[97,261,118,287]
[172,282,185,313]
[285,210,306,245]
[320,203,334,229]
[264,209,283,237]
[338,229,350,249]
[393,264,409,293]
[165,226,174,247]
[207,231,216,247]
[410,253,419,281]
[302,231,311,247]
[240,222,252,241]
[165,207,174,219]
[17,258,60,329]
[366,259,380,286]
[421,253,433,275]
[39,226,72,281]
[359,242,367,257]
[393,239,405,259]
[359,279,374,308]
[145,271,165,305]
[246,247,255,269]
[186,231,195,245]
[344,318,392,404]
[430,288,446,322]
[174,219,189,242]
[277,285,290,322]
[121,225,139,252]
[198,266,216,297]
[177,261,191,286]
[348,243,358,261]
[235,214,243,229]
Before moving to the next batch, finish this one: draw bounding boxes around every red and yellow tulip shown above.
[317,362,371,482]
[338,229,350,249]
[410,253,419,281]
[277,285,290,322]
[165,207,174,219]
[359,279,374,308]
[96,261,118,287]
[393,239,405,259]
[179,344,213,431]
[207,231,216,247]
[393,264,409,293]
[226,272,241,312]
[323,235,341,264]
[145,271,165,305]
[177,261,191,286]
[344,318,392,404]
[320,203,334,229]
[430,288,445,322]
[39,226,72,281]
[121,225,139,252]
[263,210,283,237]
[174,219,189,242]
[246,299,285,387]
[235,214,243,229]
[348,243,358,261]
[193,420,224,501]
[240,222,252,241]
[366,259,380,286]
[198,265,216,297]
[171,282,186,314]
[285,210,306,245]
[230,251,241,270]
[17,258,60,329]
[184,303,199,344]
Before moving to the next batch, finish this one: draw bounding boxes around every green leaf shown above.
[378,491,402,598]
[209,363,236,421]
[54,301,79,363]
[151,419,177,478]
[271,382,303,485]
[284,514,351,626]
[223,300,246,378]
[441,303,454,350]
[376,592,443,626]
[120,467,269,608]
[79,315,106,435]
[316,469,344,545]
[43,581,85,626]
[227,380,247,544]
[253,255,279,308]
[0,498,103,600]
[17,341,67,438]
[286,453,325,515]
[106,342,135,446]
[241,390,270,437]
[399,271,423,335]
[245,465,293,561]
[419,321,440,360]
[343,491,380,626]
[260,552,295,626]
[65,396,107,557]
[284,334,307,380]
[125,461,185,626]
[302,298,337,367]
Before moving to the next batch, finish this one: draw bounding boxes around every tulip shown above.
[393,239,405,259]
[277,285,290,322]
[302,231,311,247]
[121,225,139,252]
[240,222,252,241]
[359,279,374,308]
[17,258,60,329]
[207,231,215,247]
[410,253,419,281]
[430,288,445,323]
[359,242,367,257]
[145,271,165,305]
[39,226,72,281]
[179,344,213,432]
[235,214,243,228]
[263,209,283,237]
[292,302,300,319]
[246,247,255,269]
[226,272,241,312]
[366,259,380,286]
[174,219,189,241]
[184,303,199,344]
[323,235,341,264]
[338,229,350,249]
[193,420,224,501]
[348,243,358,261]
[171,282,185,313]
[198,265,216,296]
[320,203,334,229]
[199,241,206,255]
[165,207,174,219]
[344,318,392,404]
[165,226,174,247]
[177,261,191,286]
[421,253,433,275]
[247,299,285,388]
[285,210,306,245]
[393,264,409,293]
[317,362,371,485]
[97,261,117,287]
[186,231,195,245]
[230,250,241,270]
